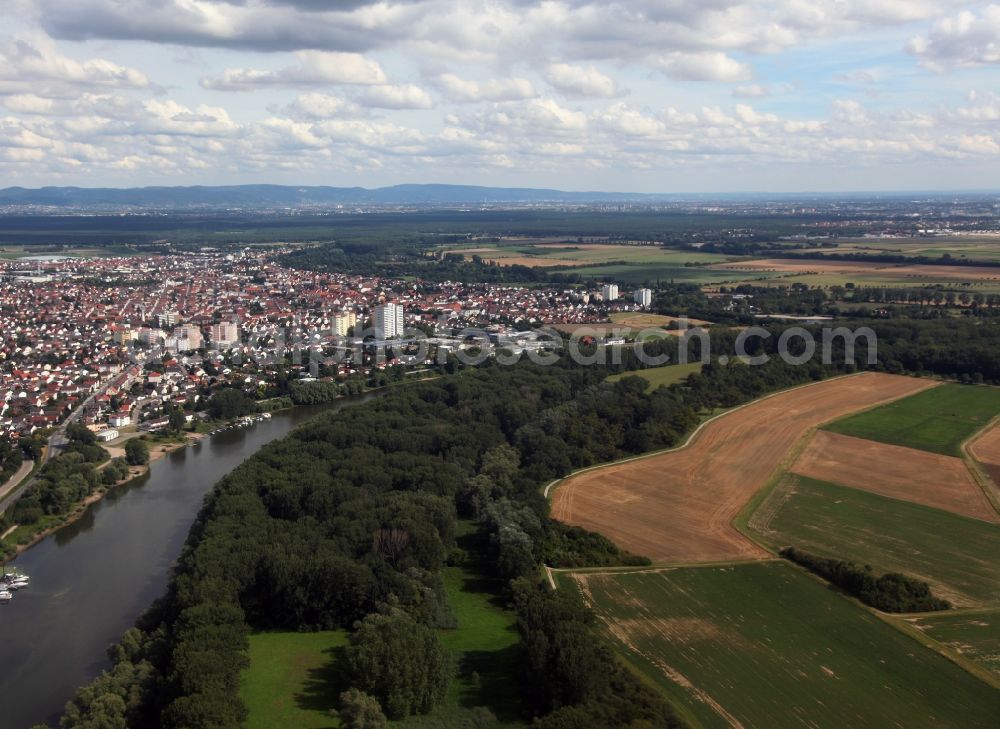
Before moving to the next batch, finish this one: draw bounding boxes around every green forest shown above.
[52,319,1000,729]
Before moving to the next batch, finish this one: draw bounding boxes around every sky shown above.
[0,0,999,192]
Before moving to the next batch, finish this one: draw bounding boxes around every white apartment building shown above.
[602,284,619,301]
[332,310,357,337]
[210,320,241,349]
[137,327,165,345]
[634,288,652,307]
[373,303,404,340]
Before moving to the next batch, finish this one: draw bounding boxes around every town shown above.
[0,250,655,444]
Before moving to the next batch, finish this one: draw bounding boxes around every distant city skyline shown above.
[1,1,999,192]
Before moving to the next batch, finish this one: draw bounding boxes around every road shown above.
[0,386,104,517]
[0,459,35,505]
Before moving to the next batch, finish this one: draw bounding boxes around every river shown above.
[0,398,371,728]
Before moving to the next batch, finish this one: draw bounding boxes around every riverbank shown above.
[0,396,381,729]
[1,433,204,559]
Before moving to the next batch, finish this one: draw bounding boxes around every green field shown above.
[824,383,1000,456]
[750,475,1000,606]
[562,562,1000,729]
[910,609,1000,676]
[607,362,704,391]
[812,236,1000,263]
[402,558,527,728]
[241,630,348,729]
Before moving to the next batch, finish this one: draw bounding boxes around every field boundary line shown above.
[543,371,879,500]
[550,557,778,579]
[960,413,1000,517]
[878,613,1000,692]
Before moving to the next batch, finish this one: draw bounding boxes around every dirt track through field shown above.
[792,431,1000,522]
[551,373,936,563]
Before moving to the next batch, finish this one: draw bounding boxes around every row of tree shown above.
[780,548,951,613]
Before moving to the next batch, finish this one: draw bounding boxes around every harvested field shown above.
[969,424,1000,498]
[970,423,1000,464]
[550,373,935,563]
[792,431,999,522]
[565,563,1000,729]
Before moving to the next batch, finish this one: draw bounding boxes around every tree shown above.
[125,439,149,467]
[167,407,187,433]
[338,688,387,729]
[345,613,450,719]
[67,423,96,445]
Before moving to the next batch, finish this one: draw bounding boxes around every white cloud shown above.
[652,51,752,82]
[832,99,872,126]
[2,94,55,114]
[0,0,996,187]
[138,100,239,137]
[545,63,620,98]
[356,84,434,109]
[957,133,1000,155]
[201,51,387,90]
[908,5,1000,69]
[0,36,149,92]
[732,84,769,98]
[594,103,664,137]
[279,93,365,120]
[437,74,537,102]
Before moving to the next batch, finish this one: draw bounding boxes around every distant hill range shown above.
[0,184,672,209]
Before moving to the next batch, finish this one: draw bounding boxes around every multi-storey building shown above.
[373,303,404,339]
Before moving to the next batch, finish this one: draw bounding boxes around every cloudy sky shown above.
[1,0,999,192]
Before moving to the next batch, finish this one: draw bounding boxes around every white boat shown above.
[0,590,12,603]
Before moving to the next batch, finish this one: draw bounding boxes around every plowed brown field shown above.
[550,373,936,563]
[792,431,999,522]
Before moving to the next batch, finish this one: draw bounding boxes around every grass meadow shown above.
[401,558,527,728]
[607,362,704,392]
[750,475,1000,606]
[241,630,348,729]
[563,562,1000,729]
[824,383,1000,456]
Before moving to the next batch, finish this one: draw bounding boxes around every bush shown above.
[338,688,387,729]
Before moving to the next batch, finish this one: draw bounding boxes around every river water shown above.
[0,399,369,728]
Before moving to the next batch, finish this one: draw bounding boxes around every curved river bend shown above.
[0,398,370,729]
